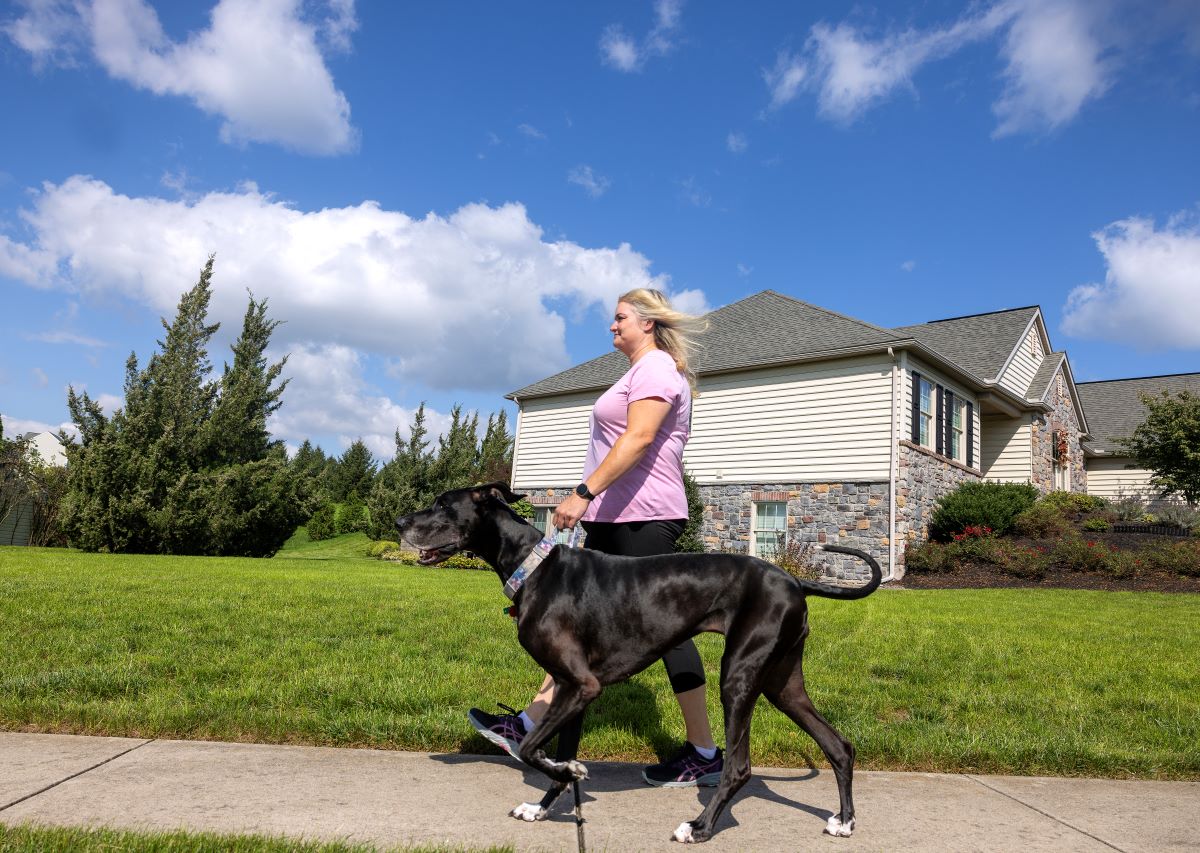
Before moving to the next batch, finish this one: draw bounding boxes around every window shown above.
[752,501,787,558]
[918,378,934,448]
[532,507,570,543]
[949,397,966,462]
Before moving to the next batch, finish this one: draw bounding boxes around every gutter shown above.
[887,347,902,582]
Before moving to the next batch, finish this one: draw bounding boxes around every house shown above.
[1078,373,1200,506]
[0,431,66,546]
[506,290,1184,580]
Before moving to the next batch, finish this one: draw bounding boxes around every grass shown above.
[0,823,512,852]
[276,528,374,559]
[1,545,1198,779]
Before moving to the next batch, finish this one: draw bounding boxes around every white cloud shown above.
[31,367,49,387]
[4,0,357,155]
[736,263,752,277]
[567,165,611,198]
[26,330,108,346]
[678,176,710,208]
[0,175,682,397]
[0,413,75,439]
[600,0,684,72]
[765,0,1122,136]
[992,0,1112,137]
[726,131,747,153]
[900,259,917,272]
[517,123,545,140]
[1062,211,1200,349]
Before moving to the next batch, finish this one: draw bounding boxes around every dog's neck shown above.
[473,513,544,584]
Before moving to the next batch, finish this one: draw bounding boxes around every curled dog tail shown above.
[793,544,883,600]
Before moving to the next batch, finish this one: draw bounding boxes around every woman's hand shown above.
[553,493,591,531]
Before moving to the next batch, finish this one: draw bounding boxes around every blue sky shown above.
[2,0,1198,460]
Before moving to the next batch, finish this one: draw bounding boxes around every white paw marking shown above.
[824,815,855,837]
[673,822,695,843]
[547,758,589,780]
[510,802,548,822]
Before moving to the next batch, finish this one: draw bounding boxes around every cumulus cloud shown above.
[3,0,357,155]
[600,0,684,72]
[0,175,685,394]
[1062,211,1200,349]
[567,165,611,198]
[764,0,1127,137]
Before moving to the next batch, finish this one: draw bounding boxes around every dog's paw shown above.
[510,802,548,822]
[673,822,695,843]
[824,815,855,837]
[565,759,588,780]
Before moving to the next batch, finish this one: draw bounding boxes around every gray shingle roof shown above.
[1026,352,1066,402]
[891,306,1040,383]
[508,290,903,399]
[1077,373,1200,454]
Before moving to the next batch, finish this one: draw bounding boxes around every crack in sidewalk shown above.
[964,774,1127,853]
[0,738,156,814]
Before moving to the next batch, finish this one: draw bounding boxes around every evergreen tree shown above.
[367,404,432,539]
[428,405,479,494]
[332,438,377,502]
[59,257,305,556]
[675,470,707,553]
[476,410,513,484]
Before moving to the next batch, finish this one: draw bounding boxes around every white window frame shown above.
[751,501,787,558]
[918,378,935,449]
[949,396,966,462]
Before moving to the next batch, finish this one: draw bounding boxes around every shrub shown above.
[439,552,492,571]
[337,493,369,535]
[1040,491,1107,515]
[904,541,956,573]
[769,534,822,581]
[1013,502,1070,538]
[948,525,999,561]
[1052,536,1109,573]
[509,498,535,520]
[1104,549,1140,579]
[306,503,337,541]
[1110,493,1146,522]
[989,540,1051,579]
[1082,517,1110,532]
[367,540,401,558]
[1156,502,1200,531]
[1137,539,1200,577]
[928,481,1038,541]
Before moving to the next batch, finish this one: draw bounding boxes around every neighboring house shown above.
[506,290,1160,581]
[0,431,66,546]
[1077,373,1200,506]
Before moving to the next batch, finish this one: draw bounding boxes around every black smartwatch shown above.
[575,482,596,501]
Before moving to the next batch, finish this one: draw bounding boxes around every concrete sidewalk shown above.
[0,733,1195,852]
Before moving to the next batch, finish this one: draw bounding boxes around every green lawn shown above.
[1,545,1197,779]
[0,823,511,853]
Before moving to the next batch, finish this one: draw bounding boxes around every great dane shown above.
[396,482,881,843]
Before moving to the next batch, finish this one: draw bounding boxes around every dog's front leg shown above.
[508,683,597,822]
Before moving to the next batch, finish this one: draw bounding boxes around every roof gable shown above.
[891,306,1040,383]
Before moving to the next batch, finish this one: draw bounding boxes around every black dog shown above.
[396,483,881,843]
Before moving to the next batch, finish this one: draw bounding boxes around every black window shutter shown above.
[935,386,944,455]
[911,372,921,443]
[966,402,975,467]
[945,390,955,458]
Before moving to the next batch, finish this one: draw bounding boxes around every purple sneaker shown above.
[468,703,527,757]
[642,742,724,787]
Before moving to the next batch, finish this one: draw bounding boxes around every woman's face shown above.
[610,301,654,357]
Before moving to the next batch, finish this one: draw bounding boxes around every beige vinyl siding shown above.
[903,359,981,468]
[1086,457,1162,501]
[685,355,894,483]
[997,325,1044,397]
[980,414,1031,482]
[511,390,599,488]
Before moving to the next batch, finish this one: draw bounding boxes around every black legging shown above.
[581,519,707,694]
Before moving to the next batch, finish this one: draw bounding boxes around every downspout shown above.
[887,347,900,582]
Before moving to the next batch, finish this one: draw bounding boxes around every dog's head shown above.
[395,482,527,565]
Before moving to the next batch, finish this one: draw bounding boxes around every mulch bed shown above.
[897,528,1200,594]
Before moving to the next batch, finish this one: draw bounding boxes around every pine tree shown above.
[333,439,377,502]
[367,404,432,539]
[428,405,479,494]
[476,410,513,484]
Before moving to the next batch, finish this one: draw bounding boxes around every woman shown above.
[469,288,723,787]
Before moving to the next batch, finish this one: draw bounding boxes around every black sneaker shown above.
[468,703,527,757]
[642,742,724,787]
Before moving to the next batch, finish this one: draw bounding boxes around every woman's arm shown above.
[552,397,672,530]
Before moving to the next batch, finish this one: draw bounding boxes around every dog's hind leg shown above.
[763,651,856,838]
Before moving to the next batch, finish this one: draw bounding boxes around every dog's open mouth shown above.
[417,544,458,565]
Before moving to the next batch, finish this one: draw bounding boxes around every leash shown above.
[574,779,586,852]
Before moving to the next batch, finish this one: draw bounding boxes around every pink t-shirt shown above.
[581,349,691,523]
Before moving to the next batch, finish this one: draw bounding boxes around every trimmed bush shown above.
[367,540,401,558]
[1082,517,1111,532]
[928,481,1038,541]
[439,552,492,571]
[1040,491,1107,515]
[306,503,337,541]
[1013,502,1071,538]
[989,541,1051,579]
[904,540,956,573]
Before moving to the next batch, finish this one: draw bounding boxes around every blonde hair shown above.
[618,288,708,395]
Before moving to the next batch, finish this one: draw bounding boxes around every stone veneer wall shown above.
[1031,372,1087,494]
[895,441,983,575]
[698,483,889,582]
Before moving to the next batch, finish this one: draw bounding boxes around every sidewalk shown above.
[0,733,1195,852]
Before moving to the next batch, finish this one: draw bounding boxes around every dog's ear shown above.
[474,482,526,505]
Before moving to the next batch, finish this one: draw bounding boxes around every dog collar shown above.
[503,527,582,601]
